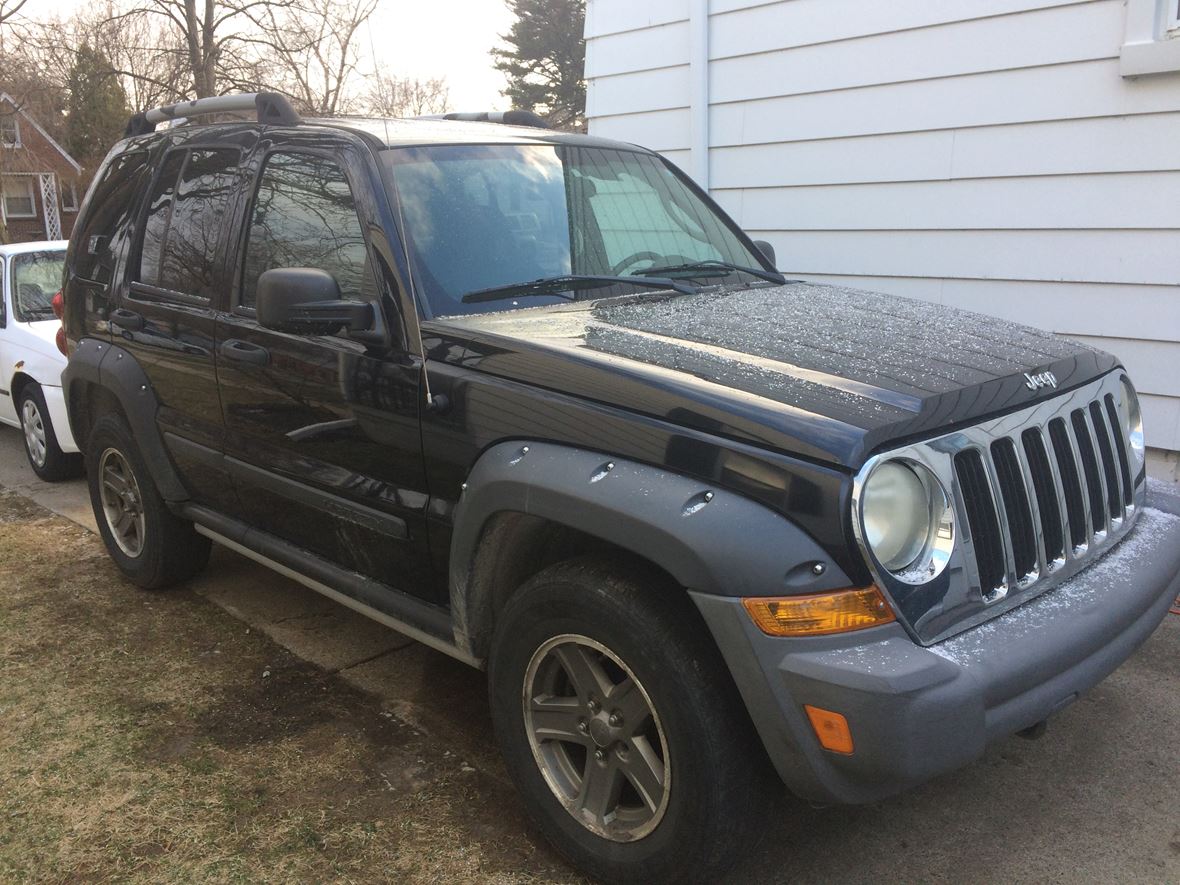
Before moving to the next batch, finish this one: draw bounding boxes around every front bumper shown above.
[692,480,1180,805]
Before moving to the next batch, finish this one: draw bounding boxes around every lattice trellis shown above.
[39,173,61,240]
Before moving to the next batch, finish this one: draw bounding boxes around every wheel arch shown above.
[449,441,853,661]
[62,339,189,501]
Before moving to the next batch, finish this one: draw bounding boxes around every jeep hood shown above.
[433,282,1117,468]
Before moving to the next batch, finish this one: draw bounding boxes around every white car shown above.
[0,240,80,480]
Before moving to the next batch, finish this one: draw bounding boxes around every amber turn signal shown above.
[804,705,854,754]
[742,586,895,637]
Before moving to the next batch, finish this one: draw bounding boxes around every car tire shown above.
[18,383,82,482]
[85,413,211,589]
[488,555,775,884]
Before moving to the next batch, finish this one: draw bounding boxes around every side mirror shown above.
[256,267,376,337]
[753,239,776,269]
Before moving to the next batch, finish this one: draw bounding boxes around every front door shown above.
[215,146,435,599]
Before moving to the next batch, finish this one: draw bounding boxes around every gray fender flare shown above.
[448,440,852,656]
[62,338,189,501]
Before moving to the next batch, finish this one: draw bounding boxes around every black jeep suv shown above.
[62,94,1180,883]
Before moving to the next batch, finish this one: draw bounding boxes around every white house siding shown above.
[585,0,1180,473]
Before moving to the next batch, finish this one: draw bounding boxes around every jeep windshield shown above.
[383,144,773,317]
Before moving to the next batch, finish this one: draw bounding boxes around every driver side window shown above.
[240,152,376,309]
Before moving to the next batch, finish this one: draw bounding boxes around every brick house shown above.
[0,93,83,243]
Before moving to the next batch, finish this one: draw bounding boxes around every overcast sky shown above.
[36,0,513,111]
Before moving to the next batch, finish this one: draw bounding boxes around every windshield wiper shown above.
[633,260,786,285]
[461,274,696,304]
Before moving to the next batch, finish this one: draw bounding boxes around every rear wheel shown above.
[18,383,81,482]
[85,413,210,588]
[489,557,774,883]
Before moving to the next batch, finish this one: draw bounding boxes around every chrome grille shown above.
[852,371,1144,645]
[952,378,1138,601]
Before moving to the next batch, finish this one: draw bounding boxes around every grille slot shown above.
[991,439,1037,580]
[1048,417,1087,550]
[954,449,1006,596]
[1104,394,1133,507]
[1089,401,1122,522]
[1021,428,1064,565]
[1071,409,1107,534]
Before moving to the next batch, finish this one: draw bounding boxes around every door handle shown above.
[219,338,270,366]
[110,308,144,331]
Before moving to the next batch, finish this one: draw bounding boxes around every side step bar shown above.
[181,504,481,668]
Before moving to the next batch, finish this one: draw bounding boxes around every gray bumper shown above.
[692,481,1180,805]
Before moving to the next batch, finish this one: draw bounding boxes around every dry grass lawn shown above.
[0,488,577,884]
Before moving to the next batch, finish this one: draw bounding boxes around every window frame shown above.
[60,179,78,212]
[2,176,36,219]
[129,144,241,307]
[1121,0,1180,76]
[0,116,20,148]
[231,145,377,319]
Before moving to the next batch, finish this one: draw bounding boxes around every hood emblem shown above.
[1024,370,1058,391]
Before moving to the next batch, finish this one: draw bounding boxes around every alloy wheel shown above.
[98,447,146,557]
[523,634,671,841]
[21,397,47,467]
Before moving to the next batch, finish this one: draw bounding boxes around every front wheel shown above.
[489,557,774,883]
[18,383,81,482]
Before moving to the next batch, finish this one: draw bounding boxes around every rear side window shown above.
[239,152,375,308]
[70,149,151,285]
[139,147,239,300]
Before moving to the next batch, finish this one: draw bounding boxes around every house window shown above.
[0,116,18,147]
[1122,0,1180,75]
[61,180,78,212]
[3,177,36,218]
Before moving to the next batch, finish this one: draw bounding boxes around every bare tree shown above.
[258,0,378,115]
[365,75,450,118]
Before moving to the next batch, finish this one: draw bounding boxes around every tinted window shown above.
[139,148,238,298]
[71,149,151,285]
[240,152,374,308]
[138,150,185,290]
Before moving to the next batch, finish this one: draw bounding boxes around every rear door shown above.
[214,141,435,599]
[115,144,240,513]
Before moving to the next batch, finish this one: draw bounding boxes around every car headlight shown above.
[1118,376,1145,475]
[860,460,954,583]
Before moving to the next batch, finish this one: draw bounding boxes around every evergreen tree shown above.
[493,0,586,130]
[65,45,128,169]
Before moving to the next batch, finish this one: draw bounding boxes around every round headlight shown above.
[1118,376,1145,472]
[860,460,954,582]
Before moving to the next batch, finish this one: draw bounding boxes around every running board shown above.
[182,504,480,668]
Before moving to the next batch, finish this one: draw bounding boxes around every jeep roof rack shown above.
[124,92,302,138]
[417,110,551,130]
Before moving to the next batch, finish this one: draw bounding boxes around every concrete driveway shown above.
[1,424,1178,882]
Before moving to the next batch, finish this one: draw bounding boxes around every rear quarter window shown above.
[69,149,151,285]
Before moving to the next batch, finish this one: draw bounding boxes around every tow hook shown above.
[1016,720,1048,740]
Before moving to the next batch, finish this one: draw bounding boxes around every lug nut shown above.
[577,718,588,733]
[608,712,622,727]
[594,749,606,762]
[588,699,600,713]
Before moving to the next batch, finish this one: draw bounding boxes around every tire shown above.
[18,383,82,482]
[85,413,210,589]
[489,556,774,884]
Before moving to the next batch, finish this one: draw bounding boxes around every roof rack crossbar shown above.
[125,92,301,138]
[416,110,550,130]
